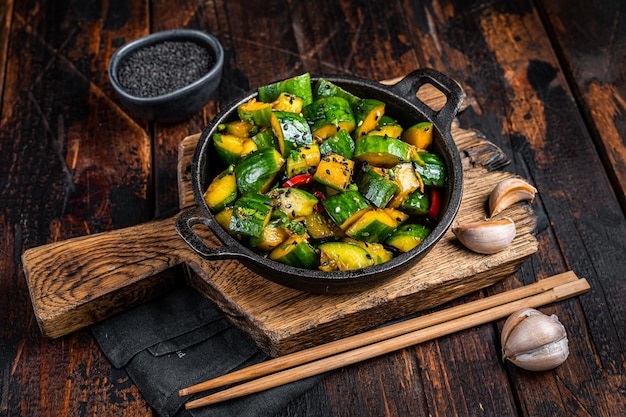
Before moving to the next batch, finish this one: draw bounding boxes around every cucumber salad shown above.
[204,73,448,271]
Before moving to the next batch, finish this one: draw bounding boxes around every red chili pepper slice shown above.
[427,188,441,220]
[313,190,326,212]
[282,173,314,188]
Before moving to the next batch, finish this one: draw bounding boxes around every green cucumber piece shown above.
[312,78,361,106]
[250,127,277,151]
[345,209,397,243]
[356,163,398,208]
[303,96,356,139]
[269,235,319,269]
[318,241,375,271]
[319,129,355,159]
[322,190,371,230]
[401,189,430,216]
[266,187,318,219]
[258,73,313,106]
[352,99,386,138]
[204,164,238,212]
[313,153,355,192]
[353,135,415,167]
[271,111,313,155]
[386,224,431,252]
[229,193,273,238]
[235,148,285,195]
[304,211,343,240]
[414,152,447,187]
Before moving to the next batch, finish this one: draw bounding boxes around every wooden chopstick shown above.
[179,271,580,399]
[182,272,589,409]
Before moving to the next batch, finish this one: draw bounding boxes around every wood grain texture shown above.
[3,0,625,416]
[537,0,626,212]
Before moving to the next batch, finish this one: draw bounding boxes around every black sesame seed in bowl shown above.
[108,29,224,123]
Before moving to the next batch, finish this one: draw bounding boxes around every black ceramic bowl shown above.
[108,29,224,123]
[176,69,464,293]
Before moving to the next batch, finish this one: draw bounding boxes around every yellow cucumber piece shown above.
[383,207,410,225]
[353,99,386,138]
[213,134,258,165]
[214,207,240,237]
[220,120,257,137]
[266,187,319,219]
[401,121,433,149]
[386,224,431,252]
[249,223,289,251]
[271,92,304,113]
[318,241,375,271]
[204,165,237,212]
[313,153,355,192]
[345,209,397,243]
[369,123,403,139]
[286,144,321,177]
[342,237,393,265]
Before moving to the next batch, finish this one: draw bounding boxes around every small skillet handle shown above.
[386,68,463,137]
[175,207,248,260]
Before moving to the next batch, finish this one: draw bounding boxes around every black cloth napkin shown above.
[91,286,322,417]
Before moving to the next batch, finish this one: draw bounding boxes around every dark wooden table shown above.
[1,0,625,416]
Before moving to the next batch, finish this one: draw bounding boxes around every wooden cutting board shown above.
[23,88,538,357]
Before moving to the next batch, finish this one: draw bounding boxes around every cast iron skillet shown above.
[176,68,464,294]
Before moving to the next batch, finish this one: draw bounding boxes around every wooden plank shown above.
[537,0,626,211]
[0,0,12,103]
[414,1,626,416]
[0,1,154,416]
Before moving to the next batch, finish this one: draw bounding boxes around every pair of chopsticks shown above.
[179,271,589,410]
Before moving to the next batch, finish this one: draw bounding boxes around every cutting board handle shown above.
[21,215,206,337]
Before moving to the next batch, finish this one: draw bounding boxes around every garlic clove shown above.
[451,218,516,254]
[501,308,569,371]
[489,177,537,217]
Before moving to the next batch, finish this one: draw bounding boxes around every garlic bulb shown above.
[451,218,516,254]
[489,177,537,217]
[501,308,569,371]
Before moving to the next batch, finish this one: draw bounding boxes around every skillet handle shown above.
[176,207,248,260]
[387,68,463,137]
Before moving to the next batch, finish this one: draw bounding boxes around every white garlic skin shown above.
[489,177,537,217]
[452,218,516,254]
[501,308,569,371]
